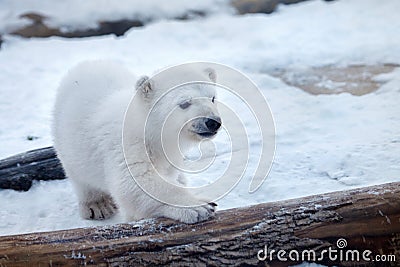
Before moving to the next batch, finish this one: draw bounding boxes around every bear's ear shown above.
[204,68,217,83]
[136,75,153,98]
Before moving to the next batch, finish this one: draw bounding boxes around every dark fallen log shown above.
[5,0,339,39]
[11,13,145,38]
[0,147,65,191]
[9,10,204,39]
[0,182,399,266]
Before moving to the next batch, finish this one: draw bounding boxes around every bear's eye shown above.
[179,100,192,109]
[212,96,215,103]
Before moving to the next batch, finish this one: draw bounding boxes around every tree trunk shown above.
[0,182,399,266]
[0,147,65,191]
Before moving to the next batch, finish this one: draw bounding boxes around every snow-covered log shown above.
[0,182,399,266]
[0,147,65,191]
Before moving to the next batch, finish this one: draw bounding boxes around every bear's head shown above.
[136,68,221,157]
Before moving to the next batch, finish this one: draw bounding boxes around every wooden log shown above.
[0,182,399,266]
[0,147,65,191]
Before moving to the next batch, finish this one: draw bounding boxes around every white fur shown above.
[52,60,220,223]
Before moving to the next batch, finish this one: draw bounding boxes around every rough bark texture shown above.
[0,147,65,191]
[1,182,399,266]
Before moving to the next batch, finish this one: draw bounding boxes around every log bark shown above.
[0,147,65,191]
[0,182,399,267]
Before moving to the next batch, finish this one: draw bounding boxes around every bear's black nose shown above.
[205,117,221,132]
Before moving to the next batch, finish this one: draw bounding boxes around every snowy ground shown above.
[0,0,399,242]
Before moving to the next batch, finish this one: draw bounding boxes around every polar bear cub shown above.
[52,61,221,224]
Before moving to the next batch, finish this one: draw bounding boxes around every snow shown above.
[0,0,399,240]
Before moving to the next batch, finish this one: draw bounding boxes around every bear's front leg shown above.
[140,174,218,224]
[116,184,217,224]
[153,198,217,224]
[70,179,118,220]
[108,160,217,224]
